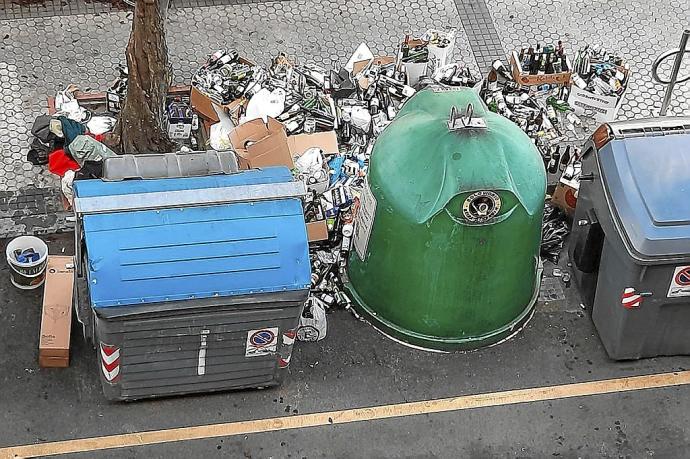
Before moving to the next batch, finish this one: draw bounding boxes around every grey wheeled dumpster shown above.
[569,117,690,360]
[73,165,310,400]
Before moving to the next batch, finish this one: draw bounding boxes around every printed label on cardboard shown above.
[245,327,279,357]
[353,178,377,261]
[668,266,690,298]
[567,85,621,122]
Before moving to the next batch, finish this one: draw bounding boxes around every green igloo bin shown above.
[345,87,546,351]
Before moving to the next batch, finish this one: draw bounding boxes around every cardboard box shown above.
[290,131,339,194]
[306,220,329,242]
[567,69,629,122]
[191,86,249,126]
[426,29,456,68]
[190,86,220,123]
[510,51,572,86]
[288,131,339,157]
[551,180,578,216]
[403,61,428,87]
[39,256,75,368]
[229,117,295,170]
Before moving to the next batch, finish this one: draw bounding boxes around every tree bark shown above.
[108,0,176,154]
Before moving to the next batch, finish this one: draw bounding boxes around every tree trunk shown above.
[109,0,176,154]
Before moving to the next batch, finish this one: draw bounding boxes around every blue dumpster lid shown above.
[599,130,690,259]
[76,169,311,308]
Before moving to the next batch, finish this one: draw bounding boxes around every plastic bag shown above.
[87,116,117,135]
[541,203,570,264]
[241,88,286,123]
[297,297,327,342]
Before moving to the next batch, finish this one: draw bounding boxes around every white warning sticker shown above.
[353,178,377,261]
[668,266,690,298]
[245,327,279,357]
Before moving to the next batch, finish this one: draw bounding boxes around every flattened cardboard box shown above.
[190,86,220,123]
[39,256,75,368]
[306,221,329,242]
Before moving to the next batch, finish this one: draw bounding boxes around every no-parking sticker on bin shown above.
[245,327,279,357]
[667,266,690,298]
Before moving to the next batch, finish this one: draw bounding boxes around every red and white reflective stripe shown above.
[282,329,296,346]
[278,355,292,368]
[621,288,642,309]
[100,343,121,382]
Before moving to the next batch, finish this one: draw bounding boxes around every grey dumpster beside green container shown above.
[570,117,690,360]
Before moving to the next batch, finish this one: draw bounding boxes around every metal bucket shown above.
[5,236,49,290]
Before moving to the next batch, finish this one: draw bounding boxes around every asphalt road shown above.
[1,234,689,458]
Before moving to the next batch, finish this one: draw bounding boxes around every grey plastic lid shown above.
[598,117,690,260]
[102,150,238,181]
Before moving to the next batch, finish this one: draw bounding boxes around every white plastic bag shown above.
[294,147,324,174]
[349,106,372,131]
[61,170,76,207]
[240,88,286,123]
[87,116,117,135]
[297,297,327,342]
[55,86,89,122]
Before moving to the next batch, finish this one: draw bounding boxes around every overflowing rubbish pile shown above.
[22,33,632,341]
[479,42,629,258]
[188,35,478,340]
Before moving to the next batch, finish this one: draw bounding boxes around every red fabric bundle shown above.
[48,149,79,177]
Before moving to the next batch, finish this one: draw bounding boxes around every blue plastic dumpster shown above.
[72,166,310,400]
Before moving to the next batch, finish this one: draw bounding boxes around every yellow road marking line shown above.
[2,370,690,458]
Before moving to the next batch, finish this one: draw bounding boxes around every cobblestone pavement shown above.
[0,0,278,20]
[0,0,475,237]
[486,0,690,118]
[0,0,689,238]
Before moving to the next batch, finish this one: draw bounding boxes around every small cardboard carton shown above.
[190,86,221,123]
[426,29,456,68]
[288,131,339,157]
[191,86,249,127]
[551,177,579,216]
[39,256,75,368]
[510,50,572,86]
[306,220,329,242]
[229,117,295,170]
[567,67,629,122]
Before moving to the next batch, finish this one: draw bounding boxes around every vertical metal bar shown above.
[660,29,690,116]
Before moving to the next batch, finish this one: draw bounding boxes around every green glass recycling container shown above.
[346,87,546,351]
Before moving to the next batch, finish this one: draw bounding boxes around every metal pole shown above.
[660,29,690,116]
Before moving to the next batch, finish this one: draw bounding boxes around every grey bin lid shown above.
[598,121,690,260]
[102,150,238,181]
